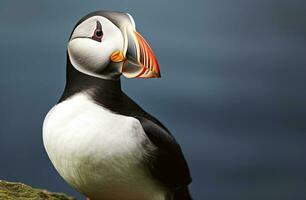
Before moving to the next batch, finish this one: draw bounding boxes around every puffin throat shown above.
[59,55,123,110]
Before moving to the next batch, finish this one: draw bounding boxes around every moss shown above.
[0,180,75,200]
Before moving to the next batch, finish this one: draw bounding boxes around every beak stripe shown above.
[139,36,148,69]
[134,31,160,77]
[122,30,160,78]
[140,38,147,68]
[136,64,147,78]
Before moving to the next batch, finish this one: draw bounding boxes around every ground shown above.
[0,180,75,200]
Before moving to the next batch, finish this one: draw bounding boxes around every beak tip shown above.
[152,70,161,78]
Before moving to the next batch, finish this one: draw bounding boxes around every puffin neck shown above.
[58,56,123,108]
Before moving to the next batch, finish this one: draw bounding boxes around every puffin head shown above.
[68,11,160,80]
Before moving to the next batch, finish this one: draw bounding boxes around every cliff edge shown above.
[0,180,75,200]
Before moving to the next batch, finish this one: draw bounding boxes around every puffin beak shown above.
[119,26,161,78]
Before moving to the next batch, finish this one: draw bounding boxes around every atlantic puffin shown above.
[43,11,192,200]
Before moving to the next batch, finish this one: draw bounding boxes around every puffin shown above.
[43,11,192,200]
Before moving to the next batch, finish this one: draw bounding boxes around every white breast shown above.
[43,92,167,200]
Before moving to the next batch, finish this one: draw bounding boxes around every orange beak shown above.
[120,28,161,78]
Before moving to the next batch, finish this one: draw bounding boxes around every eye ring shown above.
[92,21,103,42]
[92,28,103,42]
[95,29,103,38]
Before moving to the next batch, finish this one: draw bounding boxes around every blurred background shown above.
[0,0,305,199]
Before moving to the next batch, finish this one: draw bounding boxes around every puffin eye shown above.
[95,29,103,37]
[92,21,103,42]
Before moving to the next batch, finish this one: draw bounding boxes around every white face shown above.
[68,16,124,79]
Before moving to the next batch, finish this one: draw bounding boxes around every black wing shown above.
[135,116,192,189]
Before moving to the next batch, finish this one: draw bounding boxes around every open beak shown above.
[119,26,161,78]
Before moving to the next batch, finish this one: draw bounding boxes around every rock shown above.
[0,180,75,200]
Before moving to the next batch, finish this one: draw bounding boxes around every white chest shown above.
[42,93,166,200]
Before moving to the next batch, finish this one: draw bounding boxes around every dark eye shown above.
[95,29,103,38]
[92,28,103,42]
[92,21,103,42]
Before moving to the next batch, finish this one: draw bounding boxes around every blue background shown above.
[0,0,306,199]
